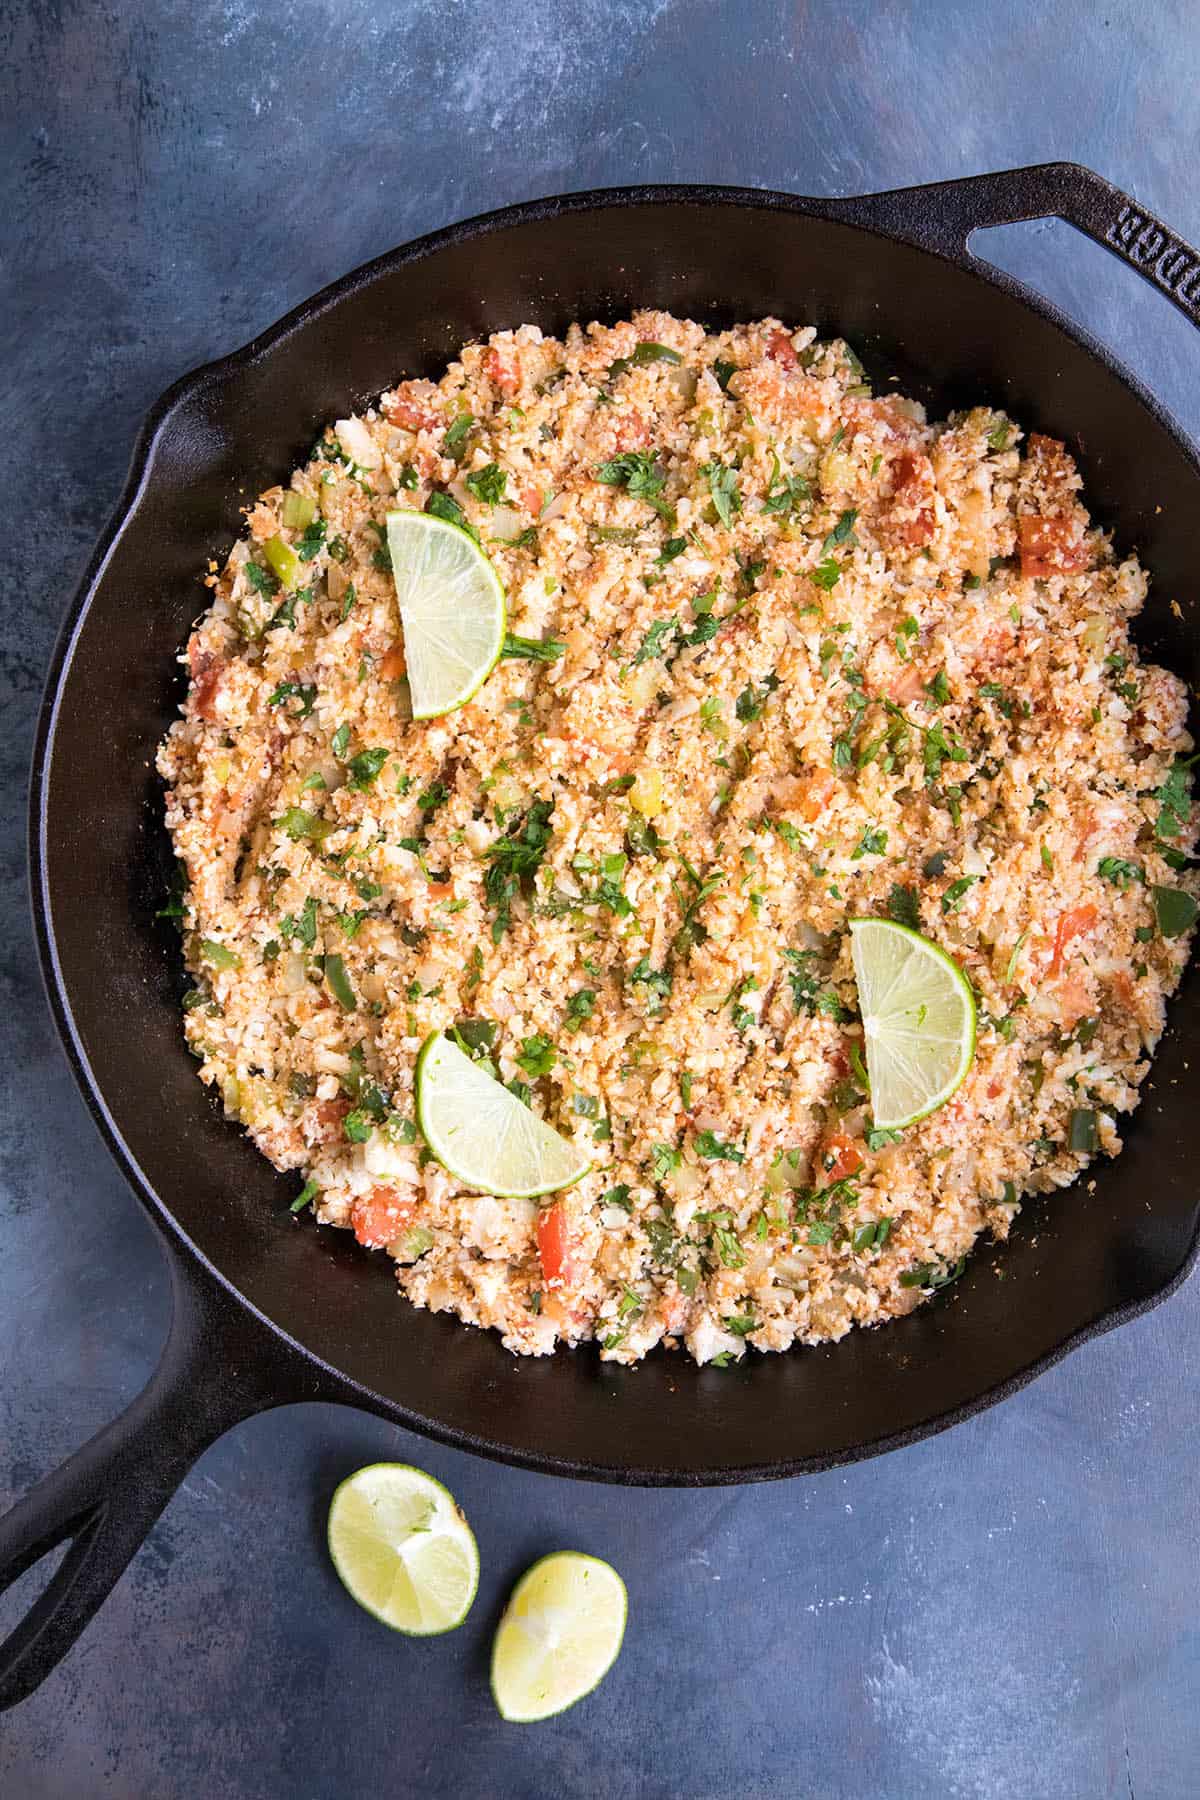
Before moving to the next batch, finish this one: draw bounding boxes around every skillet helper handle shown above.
[835,161,1200,333]
[0,1248,342,1711]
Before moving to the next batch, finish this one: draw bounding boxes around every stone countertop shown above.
[2,3,1199,1794]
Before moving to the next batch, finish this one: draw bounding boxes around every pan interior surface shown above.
[36,194,1200,1481]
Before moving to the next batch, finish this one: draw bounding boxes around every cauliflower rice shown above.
[157,311,1198,1366]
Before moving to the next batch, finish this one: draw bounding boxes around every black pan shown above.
[3,162,1199,1709]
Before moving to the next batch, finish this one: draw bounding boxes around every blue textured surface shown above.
[3,3,1200,1794]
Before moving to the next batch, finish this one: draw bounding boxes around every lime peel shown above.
[416,1032,591,1198]
[849,917,976,1130]
[491,1551,628,1722]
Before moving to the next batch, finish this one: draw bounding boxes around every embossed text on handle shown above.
[1106,202,1200,319]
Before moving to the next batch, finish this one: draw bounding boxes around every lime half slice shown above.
[849,918,976,1130]
[327,1463,479,1635]
[416,1032,590,1198]
[387,509,505,719]
[491,1552,628,1722]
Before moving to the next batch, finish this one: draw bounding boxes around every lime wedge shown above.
[387,509,505,719]
[849,918,976,1130]
[416,1032,590,1198]
[491,1552,628,1722]
[326,1463,479,1635]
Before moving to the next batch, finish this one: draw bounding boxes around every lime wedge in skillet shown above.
[491,1552,628,1722]
[849,917,976,1130]
[387,509,505,719]
[416,1032,591,1198]
[327,1463,479,1635]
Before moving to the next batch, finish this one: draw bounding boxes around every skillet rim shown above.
[28,175,1200,1486]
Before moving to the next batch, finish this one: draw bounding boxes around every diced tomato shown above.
[660,1288,690,1334]
[379,643,406,681]
[766,329,800,370]
[385,383,440,433]
[1025,433,1076,488]
[314,1096,351,1142]
[536,1201,579,1287]
[520,482,543,517]
[351,1187,417,1250]
[887,449,936,548]
[828,1043,850,1078]
[884,663,926,704]
[482,346,520,396]
[822,1129,865,1182]
[1017,514,1088,580]
[1048,903,1098,977]
[613,413,650,452]
[799,770,838,821]
[1110,969,1136,1010]
[844,394,923,444]
[1056,971,1092,1030]
[188,642,223,720]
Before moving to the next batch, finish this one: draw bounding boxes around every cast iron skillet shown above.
[3,163,1199,1708]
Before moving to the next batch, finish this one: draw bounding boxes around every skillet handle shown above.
[0,1244,348,1711]
[832,161,1200,333]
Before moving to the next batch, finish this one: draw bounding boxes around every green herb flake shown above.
[426,490,479,542]
[1097,857,1143,889]
[443,412,474,459]
[267,681,317,718]
[821,508,858,554]
[886,884,920,930]
[347,748,389,791]
[464,462,508,505]
[1152,884,1199,938]
[694,1129,745,1164]
[701,460,741,529]
[595,451,675,522]
[941,875,979,913]
[564,988,597,1031]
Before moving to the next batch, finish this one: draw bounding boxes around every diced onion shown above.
[281,953,307,994]
[334,417,382,470]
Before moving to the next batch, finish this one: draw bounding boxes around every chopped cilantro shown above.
[564,988,596,1030]
[516,1034,556,1079]
[694,1129,745,1163]
[347,748,389,791]
[595,451,675,522]
[1097,857,1142,889]
[464,462,507,505]
[484,799,554,939]
[821,508,858,553]
[886,884,920,930]
[427,490,479,542]
[443,413,473,459]
[851,825,888,860]
[701,460,741,529]
[267,681,317,717]
[941,875,979,913]
[1152,884,1199,938]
